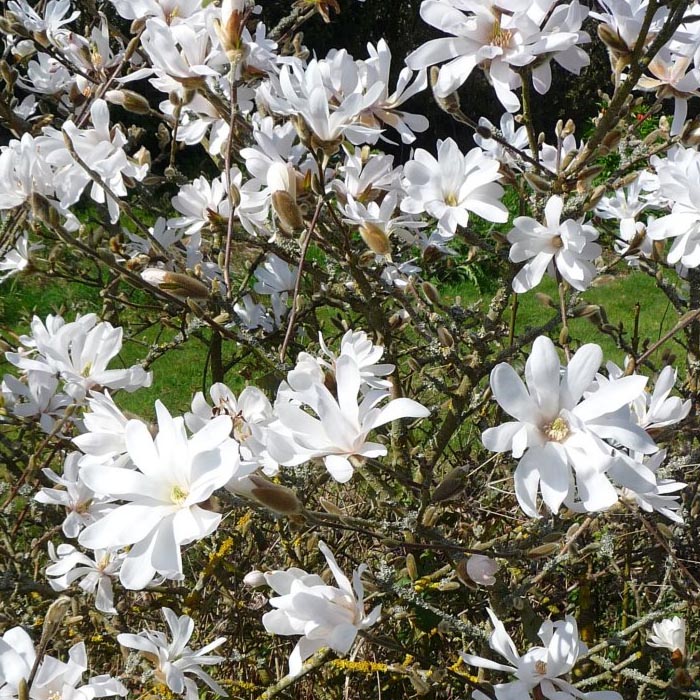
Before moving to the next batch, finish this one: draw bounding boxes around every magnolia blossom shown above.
[318,329,395,391]
[647,616,686,658]
[261,541,381,676]
[406,0,590,112]
[0,628,126,700]
[6,313,152,402]
[269,355,430,482]
[117,608,227,700]
[400,137,507,237]
[462,609,621,700]
[78,401,239,589]
[35,452,114,538]
[482,336,656,516]
[508,195,601,292]
[0,233,41,282]
[647,146,700,267]
[46,543,124,614]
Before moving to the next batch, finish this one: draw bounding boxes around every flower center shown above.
[170,485,189,505]
[543,416,570,442]
[233,412,252,443]
[445,192,459,207]
[490,19,514,49]
[535,660,547,675]
[551,235,564,249]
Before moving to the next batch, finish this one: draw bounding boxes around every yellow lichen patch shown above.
[330,659,390,674]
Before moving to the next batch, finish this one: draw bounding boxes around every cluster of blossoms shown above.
[7,318,427,601]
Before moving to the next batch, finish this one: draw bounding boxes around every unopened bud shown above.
[105,89,151,115]
[249,475,302,515]
[437,326,454,349]
[421,281,441,305]
[359,223,392,256]
[430,66,461,114]
[526,542,559,558]
[272,191,304,232]
[406,553,419,581]
[523,172,552,193]
[141,269,209,299]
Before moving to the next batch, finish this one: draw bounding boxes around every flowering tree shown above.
[0,0,698,698]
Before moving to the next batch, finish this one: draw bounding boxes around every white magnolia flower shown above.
[647,616,686,658]
[261,541,381,676]
[461,609,621,700]
[636,49,700,136]
[473,113,530,170]
[78,401,239,589]
[617,450,686,523]
[46,543,124,614]
[38,100,148,223]
[0,629,126,700]
[318,329,395,391]
[185,383,274,475]
[6,313,152,402]
[35,452,114,538]
[508,195,601,292]
[647,146,700,267]
[269,355,429,482]
[482,336,656,516]
[7,0,79,42]
[117,608,227,700]
[406,0,590,112]
[73,390,132,468]
[0,233,42,282]
[400,137,507,237]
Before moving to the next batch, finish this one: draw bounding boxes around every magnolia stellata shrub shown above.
[0,0,699,698]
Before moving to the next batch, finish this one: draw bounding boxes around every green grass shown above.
[443,270,681,370]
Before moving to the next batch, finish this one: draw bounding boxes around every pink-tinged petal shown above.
[526,336,561,419]
[559,344,602,409]
[490,363,538,423]
[513,449,543,518]
[574,375,648,422]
